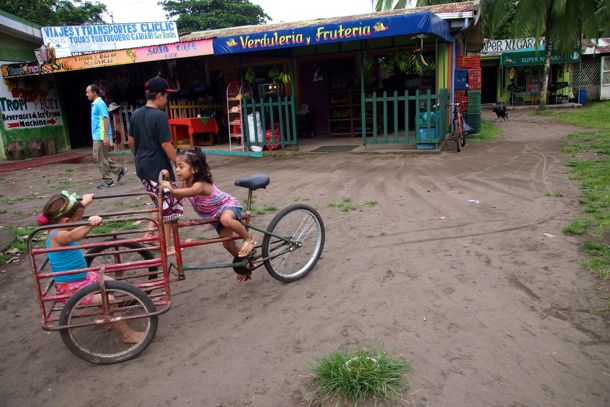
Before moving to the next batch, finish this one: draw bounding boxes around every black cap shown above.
[145,76,177,95]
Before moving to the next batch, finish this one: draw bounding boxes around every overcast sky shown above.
[101,0,379,24]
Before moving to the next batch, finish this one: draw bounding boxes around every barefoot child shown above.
[38,192,144,343]
[160,148,256,280]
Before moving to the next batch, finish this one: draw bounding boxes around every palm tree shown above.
[493,0,603,109]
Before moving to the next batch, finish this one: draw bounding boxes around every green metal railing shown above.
[242,96,298,148]
[361,88,449,146]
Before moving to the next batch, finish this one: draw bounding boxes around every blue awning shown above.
[213,11,453,55]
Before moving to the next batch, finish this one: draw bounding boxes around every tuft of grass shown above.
[311,349,410,405]
[582,241,610,280]
[563,219,590,235]
[262,204,278,212]
[0,226,35,264]
[91,221,140,234]
[330,197,359,212]
[545,191,563,197]
[365,200,378,206]
[469,119,500,143]
[0,209,6,214]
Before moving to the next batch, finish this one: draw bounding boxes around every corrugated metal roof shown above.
[582,38,610,55]
[180,1,477,41]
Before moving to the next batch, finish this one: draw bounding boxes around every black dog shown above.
[492,102,509,121]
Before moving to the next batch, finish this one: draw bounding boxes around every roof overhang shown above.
[213,11,453,56]
[0,11,41,43]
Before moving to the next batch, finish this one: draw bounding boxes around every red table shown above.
[168,117,219,149]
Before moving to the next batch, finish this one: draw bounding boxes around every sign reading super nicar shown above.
[213,12,452,54]
[42,22,179,58]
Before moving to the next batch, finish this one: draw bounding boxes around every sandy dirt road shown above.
[0,111,608,406]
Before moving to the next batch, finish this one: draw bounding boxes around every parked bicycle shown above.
[450,102,466,152]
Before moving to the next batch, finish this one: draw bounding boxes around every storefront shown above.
[180,8,477,150]
[0,10,69,160]
[480,38,580,105]
[2,3,481,156]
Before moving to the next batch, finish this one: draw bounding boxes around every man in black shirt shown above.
[128,76,183,253]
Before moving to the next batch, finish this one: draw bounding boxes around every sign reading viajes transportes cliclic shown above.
[41,22,179,58]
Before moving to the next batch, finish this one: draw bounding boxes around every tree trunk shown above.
[539,42,552,110]
[539,3,553,111]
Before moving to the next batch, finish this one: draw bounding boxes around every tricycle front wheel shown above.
[262,204,325,283]
[59,280,158,364]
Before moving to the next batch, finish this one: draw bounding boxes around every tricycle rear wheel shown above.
[59,280,158,364]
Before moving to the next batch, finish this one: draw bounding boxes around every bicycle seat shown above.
[234,174,270,190]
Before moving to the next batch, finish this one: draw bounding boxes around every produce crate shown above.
[455,69,469,91]
[454,90,468,111]
[468,69,482,90]
[457,55,480,69]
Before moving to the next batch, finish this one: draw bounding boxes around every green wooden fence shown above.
[361,88,449,146]
[242,96,297,148]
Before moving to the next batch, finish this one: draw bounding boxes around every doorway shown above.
[481,63,498,103]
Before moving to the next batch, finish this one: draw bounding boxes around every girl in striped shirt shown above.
[160,148,256,276]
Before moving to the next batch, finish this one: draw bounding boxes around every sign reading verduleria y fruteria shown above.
[0,77,63,130]
[42,22,179,58]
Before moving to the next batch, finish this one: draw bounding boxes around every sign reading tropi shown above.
[0,77,63,130]
[42,22,179,58]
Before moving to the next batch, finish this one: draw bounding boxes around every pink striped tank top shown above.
[188,184,242,220]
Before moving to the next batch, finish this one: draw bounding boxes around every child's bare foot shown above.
[236,273,251,283]
[121,330,145,344]
[238,238,256,258]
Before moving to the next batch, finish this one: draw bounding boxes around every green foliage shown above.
[0,0,107,26]
[0,226,35,265]
[582,241,610,280]
[379,51,434,76]
[159,0,270,32]
[563,219,590,235]
[469,119,500,143]
[365,200,378,206]
[311,349,410,405]
[330,197,358,212]
[376,0,517,39]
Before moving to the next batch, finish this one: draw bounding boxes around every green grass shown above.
[330,197,359,212]
[91,221,141,234]
[0,209,6,214]
[545,101,610,130]
[468,119,500,143]
[311,349,410,405]
[365,200,378,206]
[563,219,591,235]
[555,103,610,309]
[0,226,35,264]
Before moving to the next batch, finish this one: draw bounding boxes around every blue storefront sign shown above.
[213,11,452,55]
[41,22,180,58]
